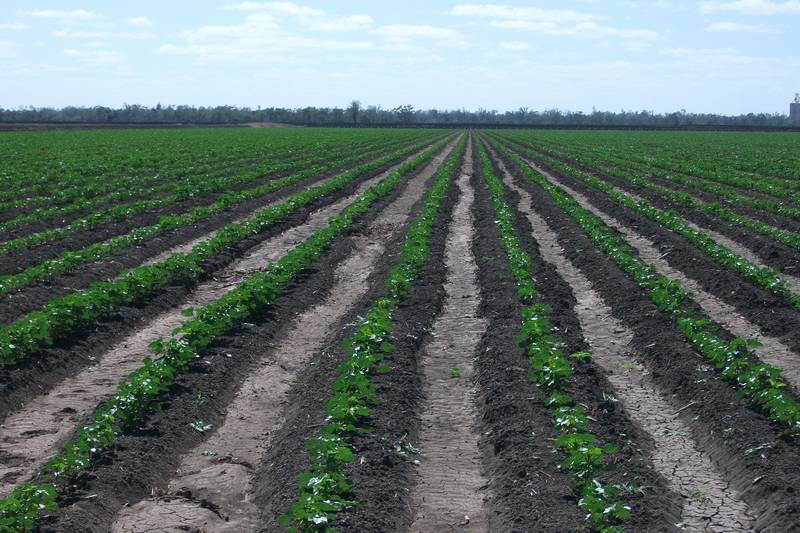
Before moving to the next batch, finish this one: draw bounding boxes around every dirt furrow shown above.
[525,160,800,390]
[408,142,489,533]
[0,143,432,325]
[498,158,754,531]
[0,140,458,499]
[615,185,800,294]
[100,140,459,532]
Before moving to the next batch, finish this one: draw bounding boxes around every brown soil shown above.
[527,161,800,392]
[0,144,439,426]
[497,154,753,531]
[408,140,490,532]
[492,140,800,531]
[36,137,460,532]
[0,142,453,499]
[519,151,800,363]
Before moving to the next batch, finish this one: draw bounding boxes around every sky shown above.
[0,1,798,115]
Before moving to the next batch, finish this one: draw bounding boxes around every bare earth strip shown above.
[545,160,800,295]
[495,156,755,532]
[524,160,800,391]
[409,141,490,532]
[140,144,430,264]
[108,139,460,532]
[0,140,457,499]
[618,185,800,294]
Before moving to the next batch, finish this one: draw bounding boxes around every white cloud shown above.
[224,1,372,31]
[0,38,21,58]
[706,20,775,31]
[63,48,127,65]
[452,3,658,40]
[372,24,468,48]
[491,20,659,40]
[54,29,154,39]
[26,9,98,24]
[451,4,595,23]
[699,0,800,15]
[157,13,373,64]
[624,40,654,51]
[127,16,154,28]
[497,41,531,50]
[0,21,28,30]
[225,1,325,17]
[659,47,756,65]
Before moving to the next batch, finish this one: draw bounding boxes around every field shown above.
[0,127,799,532]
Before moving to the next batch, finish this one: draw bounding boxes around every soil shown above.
[537,147,800,273]
[36,137,460,533]
[492,140,800,531]
[517,151,800,362]
[4,130,800,533]
[493,148,751,531]
[407,140,490,532]
[0,145,436,427]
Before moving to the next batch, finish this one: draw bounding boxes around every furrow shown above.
[497,156,754,532]
[615,185,800,295]
[526,160,800,391]
[103,140,458,533]
[0,140,457,499]
[409,141,489,533]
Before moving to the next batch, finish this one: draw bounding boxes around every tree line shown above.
[0,102,793,127]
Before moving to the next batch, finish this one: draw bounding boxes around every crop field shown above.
[1,127,800,532]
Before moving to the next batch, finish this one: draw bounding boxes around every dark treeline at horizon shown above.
[0,103,794,127]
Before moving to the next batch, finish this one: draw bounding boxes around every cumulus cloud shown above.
[156,12,373,64]
[25,9,98,24]
[698,0,800,15]
[372,24,468,48]
[451,4,595,23]
[497,41,531,50]
[54,29,154,39]
[63,47,127,65]
[452,3,659,40]
[706,20,775,31]
[127,16,154,28]
[0,21,28,30]
[223,1,372,31]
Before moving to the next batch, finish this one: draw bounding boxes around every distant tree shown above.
[393,104,415,123]
[348,100,361,125]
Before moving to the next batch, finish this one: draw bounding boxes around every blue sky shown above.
[0,1,797,114]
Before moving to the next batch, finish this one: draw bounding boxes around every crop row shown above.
[534,145,800,252]
[476,138,629,533]
[523,135,800,222]
[495,134,800,309]
[0,133,436,255]
[0,129,425,215]
[521,130,800,184]
[0,134,455,532]
[282,135,464,531]
[0,132,400,233]
[0,135,438,297]
[0,135,452,366]
[0,130,271,206]
[489,137,800,437]
[0,128,343,202]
